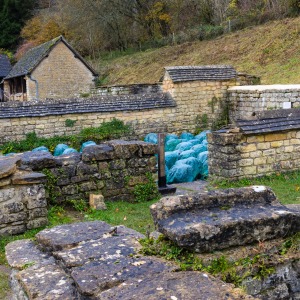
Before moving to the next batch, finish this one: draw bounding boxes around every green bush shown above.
[0,119,131,154]
[79,118,131,143]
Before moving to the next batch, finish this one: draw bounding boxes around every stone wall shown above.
[0,157,48,236]
[162,72,238,127]
[27,41,95,101]
[208,130,300,180]
[228,85,300,121]
[91,83,162,96]
[15,140,157,204]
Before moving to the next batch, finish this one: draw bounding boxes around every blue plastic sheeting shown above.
[179,150,197,160]
[165,134,178,143]
[53,144,69,157]
[191,144,207,156]
[62,148,78,155]
[195,130,210,143]
[175,157,201,180]
[165,139,181,152]
[165,151,180,169]
[167,163,195,184]
[80,141,97,153]
[32,146,49,152]
[198,151,209,179]
[189,139,202,146]
[175,142,194,152]
[144,133,158,144]
[5,153,17,156]
[180,132,194,141]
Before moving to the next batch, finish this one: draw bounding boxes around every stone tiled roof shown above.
[165,65,237,83]
[235,109,300,135]
[0,55,11,78]
[0,93,176,118]
[5,36,97,79]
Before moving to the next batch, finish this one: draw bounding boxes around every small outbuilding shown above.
[0,54,12,101]
[3,36,98,101]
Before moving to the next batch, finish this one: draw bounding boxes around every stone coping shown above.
[228,84,300,91]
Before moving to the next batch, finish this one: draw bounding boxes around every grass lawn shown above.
[210,170,300,205]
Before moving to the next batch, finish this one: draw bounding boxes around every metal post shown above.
[158,133,167,188]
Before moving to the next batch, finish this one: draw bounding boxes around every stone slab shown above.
[53,229,143,268]
[99,271,254,300]
[150,186,300,252]
[71,256,175,297]
[0,157,19,179]
[5,240,55,270]
[6,221,257,300]
[20,151,61,171]
[12,171,47,185]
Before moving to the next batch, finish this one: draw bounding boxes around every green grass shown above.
[0,273,10,300]
[210,170,300,205]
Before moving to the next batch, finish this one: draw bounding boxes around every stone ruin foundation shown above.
[0,157,48,236]
[5,186,300,299]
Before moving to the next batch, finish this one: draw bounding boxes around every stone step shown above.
[150,186,300,253]
[5,221,255,299]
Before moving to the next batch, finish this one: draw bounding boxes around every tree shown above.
[0,0,36,49]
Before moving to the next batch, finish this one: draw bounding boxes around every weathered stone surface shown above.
[20,151,61,171]
[150,186,300,252]
[6,221,256,300]
[71,256,175,297]
[82,144,115,162]
[0,157,19,179]
[15,264,76,299]
[5,240,55,270]
[99,271,253,300]
[0,184,47,236]
[89,194,107,210]
[0,177,11,187]
[12,171,47,185]
[106,140,139,158]
[53,152,81,166]
[36,221,114,251]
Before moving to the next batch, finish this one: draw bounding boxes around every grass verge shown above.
[209,170,300,205]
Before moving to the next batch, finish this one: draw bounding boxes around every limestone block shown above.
[254,157,267,165]
[265,133,288,142]
[89,194,106,210]
[257,142,270,150]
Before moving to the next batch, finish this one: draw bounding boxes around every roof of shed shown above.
[0,55,11,78]
[165,65,237,83]
[5,36,98,79]
[235,109,300,135]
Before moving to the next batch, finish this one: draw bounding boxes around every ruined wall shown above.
[18,140,157,204]
[27,41,95,101]
[0,158,48,236]
[228,85,300,121]
[208,130,300,180]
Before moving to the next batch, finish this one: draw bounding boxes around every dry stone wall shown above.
[11,140,157,204]
[208,130,300,180]
[0,157,48,236]
[228,85,300,120]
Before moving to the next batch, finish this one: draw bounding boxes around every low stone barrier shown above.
[150,186,300,252]
[3,140,157,205]
[208,110,300,180]
[0,157,48,236]
[5,221,253,299]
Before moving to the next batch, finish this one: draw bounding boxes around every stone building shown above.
[0,54,11,101]
[3,36,98,101]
